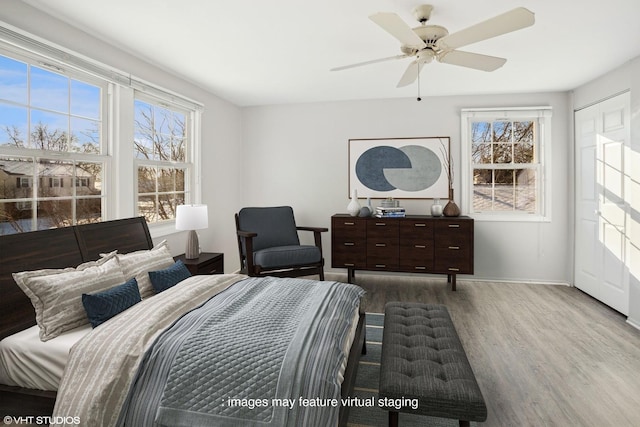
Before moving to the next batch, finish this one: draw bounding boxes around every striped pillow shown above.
[114,240,175,298]
[12,253,126,341]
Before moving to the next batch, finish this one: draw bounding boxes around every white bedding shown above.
[0,323,91,391]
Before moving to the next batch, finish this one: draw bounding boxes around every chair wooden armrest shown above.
[237,229,258,238]
[296,226,329,233]
[297,226,328,252]
[236,229,258,274]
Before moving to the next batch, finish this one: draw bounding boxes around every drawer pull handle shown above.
[448,267,460,272]
[415,245,426,249]
[375,243,386,247]
[344,222,355,226]
[344,263,355,267]
[414,266,426,270]
[414,223,426,227]
[448,246,460,250]
[375,223,386,226]
[448,224,460,228]
[375,264,386,268]
[344,242,355,246]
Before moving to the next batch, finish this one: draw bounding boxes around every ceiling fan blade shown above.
[397,61,422,87]
[330,54,408,72]
[439,50,507,71]
[369,12,426,49]
[436,7,534,50]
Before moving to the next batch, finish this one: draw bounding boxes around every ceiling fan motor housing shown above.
[401,25,448,56]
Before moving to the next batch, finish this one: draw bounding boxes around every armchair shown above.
[235,206,328,279]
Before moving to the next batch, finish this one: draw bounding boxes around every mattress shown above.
[0,324,91,391]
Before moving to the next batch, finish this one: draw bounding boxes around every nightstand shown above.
[175,252,224,275]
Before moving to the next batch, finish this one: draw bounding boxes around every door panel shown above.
[574,92,630,315]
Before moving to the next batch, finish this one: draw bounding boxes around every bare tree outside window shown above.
[471,120,537,213]
[134,99,189,223]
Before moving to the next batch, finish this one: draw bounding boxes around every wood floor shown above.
[326,272,640,427]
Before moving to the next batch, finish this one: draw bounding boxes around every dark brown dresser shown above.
[331,214,474,290]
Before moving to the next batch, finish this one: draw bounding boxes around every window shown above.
[0,25,202,235]
[461,108,552,221]
[0,51,107,234]
[134,95,193,224]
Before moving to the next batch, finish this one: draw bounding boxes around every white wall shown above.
[573,57,640,326]
[0,0,244,274]
[241,92,572,283]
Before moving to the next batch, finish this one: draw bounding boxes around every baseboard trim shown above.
[325,270,571,287]
[626,317,640,331]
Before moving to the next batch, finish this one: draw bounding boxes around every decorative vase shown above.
[347,189,361,217]
[430,198,443,217]
[365,197,373,216]
[443,188,461,217]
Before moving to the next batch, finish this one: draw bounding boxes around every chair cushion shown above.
[237,206,300,252]
[253,245,321,269]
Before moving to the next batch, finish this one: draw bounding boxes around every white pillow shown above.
[114,240,175,298]
[12,253,126,341]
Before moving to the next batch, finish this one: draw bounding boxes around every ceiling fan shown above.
[331,4,535,88]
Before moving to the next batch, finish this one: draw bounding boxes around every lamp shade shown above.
[176,204,208,230]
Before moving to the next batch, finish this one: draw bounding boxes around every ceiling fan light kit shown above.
[331,4,535,91]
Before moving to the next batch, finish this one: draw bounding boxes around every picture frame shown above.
[349,136,450,199]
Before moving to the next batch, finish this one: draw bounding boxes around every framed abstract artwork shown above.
[349,136,450,199]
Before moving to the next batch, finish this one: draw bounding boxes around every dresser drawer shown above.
[434,219,473,247]
[366,219,398,269]
[332,217,366,238]
[332,239,367,268]
[366,240,399,270]
[434,247,473,274]
[332,216,367,268]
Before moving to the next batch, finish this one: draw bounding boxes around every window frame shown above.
[133,91,200,228]
[460,107,552,222]
[0,46,110,233]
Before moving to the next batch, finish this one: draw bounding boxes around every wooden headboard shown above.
[0,217,153,340]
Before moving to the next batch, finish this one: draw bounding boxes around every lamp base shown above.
[184,230,200,259]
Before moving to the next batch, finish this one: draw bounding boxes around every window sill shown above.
[148,220,181,239]
[471,213,551,223]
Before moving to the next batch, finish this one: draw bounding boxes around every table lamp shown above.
[175,204,208,259]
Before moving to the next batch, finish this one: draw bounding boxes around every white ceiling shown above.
[22,0,640,107]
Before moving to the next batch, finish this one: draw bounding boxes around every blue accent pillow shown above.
[148,260,192,293]
[82,278,141,328]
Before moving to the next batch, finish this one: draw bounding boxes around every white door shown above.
[574,92,630,315]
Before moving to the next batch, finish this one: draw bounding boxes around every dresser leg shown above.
[451,274,457,291]
[347,267,355,284]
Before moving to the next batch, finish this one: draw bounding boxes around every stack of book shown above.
[375,206,406,218]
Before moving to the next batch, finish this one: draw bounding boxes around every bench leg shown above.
[361,321,367,355]
[389,411,398,427]
[459,421,470,427]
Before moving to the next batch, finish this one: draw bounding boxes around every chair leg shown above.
[319,267,324,281]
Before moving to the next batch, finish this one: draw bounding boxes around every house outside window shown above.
[461,107,552,221]
[134,95,193,224]
[0,51,107,234]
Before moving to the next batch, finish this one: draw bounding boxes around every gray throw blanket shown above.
[118,276,364,427]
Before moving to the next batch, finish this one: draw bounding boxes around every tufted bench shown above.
[378,302,487,427]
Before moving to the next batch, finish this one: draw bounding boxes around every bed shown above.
[0,217,366,426]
